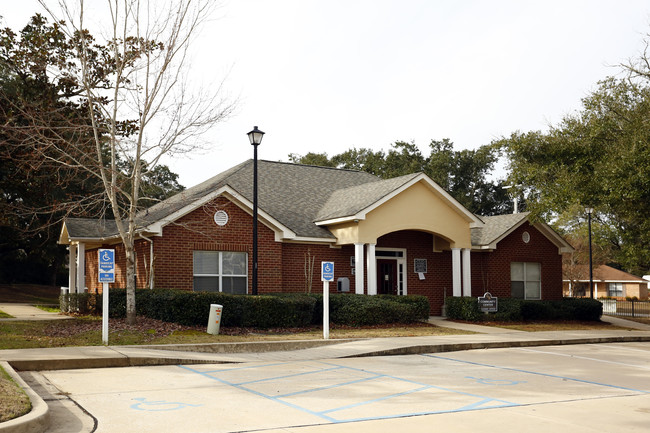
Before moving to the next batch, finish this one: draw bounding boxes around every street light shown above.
[247,126,265,295]
[586,207,594,299]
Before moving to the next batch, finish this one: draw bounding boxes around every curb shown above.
[137,337,359,354]
[5,339,358,371]
[0,361,49,433]
[7,356,224,372]
[341,335,650,358]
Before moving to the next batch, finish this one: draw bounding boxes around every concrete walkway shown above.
[0,303,70,321]
[1,315,649,370]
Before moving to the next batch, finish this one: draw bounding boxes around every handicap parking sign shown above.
[99,249,115,283]
[321,261,334,282]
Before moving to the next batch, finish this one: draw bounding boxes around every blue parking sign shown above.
[321,261,334,282]
[99,249,115,283]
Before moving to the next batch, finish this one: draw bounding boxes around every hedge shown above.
[60,290,429,328]
[444,297,602,322]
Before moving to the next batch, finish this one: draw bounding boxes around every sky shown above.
[3,0,650,188]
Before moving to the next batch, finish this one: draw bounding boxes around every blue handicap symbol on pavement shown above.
[130,397,203,411]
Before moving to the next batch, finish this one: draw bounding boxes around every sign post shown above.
[321,261,334,339]
[98,249,115,345]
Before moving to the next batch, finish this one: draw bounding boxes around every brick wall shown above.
[84,239,151,293]
[77,202,565,311]
[472,222,564,300]
[281,243,356,293]
[152,196,282,291]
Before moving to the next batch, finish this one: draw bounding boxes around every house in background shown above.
[59,160,573,315]
[563,264,649,300]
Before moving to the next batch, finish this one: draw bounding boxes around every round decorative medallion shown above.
[522,231,531,244]
[213,210,229,226]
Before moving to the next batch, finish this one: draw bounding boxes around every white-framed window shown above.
[193,251,248,294]
[607,282,623,297]
[511,262,541,300]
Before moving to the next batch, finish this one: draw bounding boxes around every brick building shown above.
[59,160,573,315]
[563,264,649,300]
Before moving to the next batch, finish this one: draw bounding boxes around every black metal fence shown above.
[601,299,650,318]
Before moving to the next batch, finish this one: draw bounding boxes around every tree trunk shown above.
[125,245,136,325]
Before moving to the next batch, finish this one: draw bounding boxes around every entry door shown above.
[377,259,398,295]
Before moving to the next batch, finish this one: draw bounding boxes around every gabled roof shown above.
[315,172,482,227]
[564,265,647,283]
[59,160,571,253]
[61,160,382,242]
[315,173,421,222]
[61,218,118,241]
[471,213,530,247]
[471,212,574,253]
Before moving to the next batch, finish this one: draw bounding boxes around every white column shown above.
[355,243,365,294]
[594,283,598,299]
[68,244,77,293]
[462,248,472,297]
[366,243,377,295]
[452,248,462,297]
[76,242,86,293]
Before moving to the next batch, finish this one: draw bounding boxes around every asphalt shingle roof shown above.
[565,264,646,282]
[63,160,538,248]
[316,173,421,222]
[470,212,530,246]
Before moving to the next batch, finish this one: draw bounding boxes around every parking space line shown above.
[277,374,384,398]
[237,366,344,386]
[199,362,288,374]
[516,347,650,370]
[423,354,650,393]
[178,362,518,424]
[319,385,433,415]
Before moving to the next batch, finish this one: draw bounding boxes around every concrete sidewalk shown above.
[1,315,649,370]
[0,303,70,321]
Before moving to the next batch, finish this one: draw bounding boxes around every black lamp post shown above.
[586,207,594,299]
[247,126,265,295]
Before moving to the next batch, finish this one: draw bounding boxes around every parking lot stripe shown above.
[516,347,650,370]
[423,354,650,394]
[178,361,519,424]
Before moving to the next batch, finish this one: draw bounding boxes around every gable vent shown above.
[214,210,229,226]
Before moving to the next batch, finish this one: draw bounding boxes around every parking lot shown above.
[28,342,650,433]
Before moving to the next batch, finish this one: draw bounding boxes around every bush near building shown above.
[445,296,602,322]
[61,290,430,328]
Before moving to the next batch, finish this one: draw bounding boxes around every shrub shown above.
[377,295,430,320]
[444,296,483,321]
[520,300,556,321]
[443,296,602,322]
[490,298,523,321]
[557,297,602,321]
[59,290,427,328]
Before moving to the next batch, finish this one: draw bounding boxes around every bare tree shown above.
[32,0,235,323]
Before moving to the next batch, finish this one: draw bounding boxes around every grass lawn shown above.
[0,317,473,349]
[471,320,633,332]
[0,364,31,423]
[0,311,13,319]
